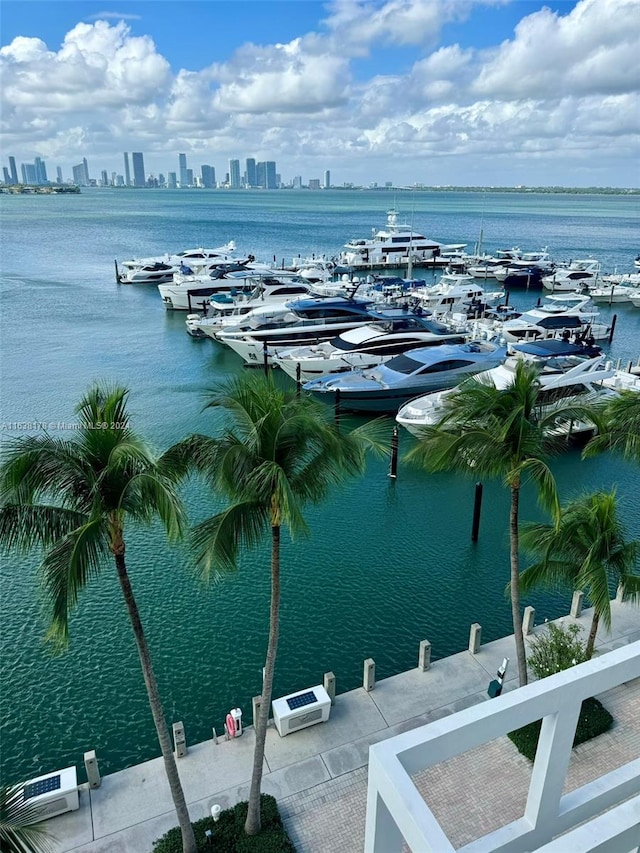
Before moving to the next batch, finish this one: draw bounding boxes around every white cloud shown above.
[1,0,638,186]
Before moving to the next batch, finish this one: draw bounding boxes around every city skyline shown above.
[1,1,639,188]
[1,151,318,189]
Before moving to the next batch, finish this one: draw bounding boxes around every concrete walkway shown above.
[39,600,640,852]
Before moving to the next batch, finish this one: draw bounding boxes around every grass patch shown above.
[152,794,296,853]
[508,696,613,762]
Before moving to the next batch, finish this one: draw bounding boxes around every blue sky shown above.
[1,0,638,187]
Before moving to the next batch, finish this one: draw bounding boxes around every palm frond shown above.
[0,435,93,510]
[191,500,269,579]
[40,517,109,648]
[119,471,187,541]
[0,504,88,553]
[0,782,56,853]
[583,390,640,463]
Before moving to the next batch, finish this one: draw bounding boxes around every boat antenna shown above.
[476,188,486,258]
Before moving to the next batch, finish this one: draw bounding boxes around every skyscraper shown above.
[245,158,256,188]
[8,156,18,185]
[56,166,63,184]
[256,161,265,188]
[3,167,10,184]
[201,165,216,188]
[229,159,241,189]
[179,153,188,187]
[324,170,330,189]
[167,172,177,189]
[34,157,48,185]
[22,163,37,184]
[132,152,145,187]
[72,161,89,186]
[264,161,277,189]
[101,170,108,186]
[82,158,90,185]
[123,152,131,187]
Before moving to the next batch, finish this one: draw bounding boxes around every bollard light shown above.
[211,803,222,822]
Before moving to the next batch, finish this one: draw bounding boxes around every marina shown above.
[1,188,639,798]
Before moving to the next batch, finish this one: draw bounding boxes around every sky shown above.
[1,0,639,188]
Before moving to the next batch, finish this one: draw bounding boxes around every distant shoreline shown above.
[2,184,637,195]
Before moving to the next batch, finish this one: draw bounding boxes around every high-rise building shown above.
[72,161,89,186]
[8,156,18,185]
[167,172,177,189]
[229,159,241,189]
[324,170,330,189]
[132,152,145,187]
[309,179,321,190]
[56,166,63,184]
[245,158,256,188]
[179,153,188,187]
[82,158,90,184]
[256,161,265,188]
[123,152,131,187]
[101,170,109,186]
[22,163,37,184]
[264,161,277,189]
[201,165,216,188]
[186,168,193,187]
[34,157,48,184]
[2,167,10,184]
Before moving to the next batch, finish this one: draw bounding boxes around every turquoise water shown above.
[1,189,639,785]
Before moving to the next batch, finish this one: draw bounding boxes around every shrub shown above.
[527,622,588,680]
[152,794,294,853]
[508,696,613,762]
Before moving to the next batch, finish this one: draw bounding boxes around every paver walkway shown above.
[38,600,640,852]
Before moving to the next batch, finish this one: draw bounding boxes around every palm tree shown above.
[0,783,55,853]
[519,489,640,658]
[583,390,640,463]
[0,384,197,853]
[172,372,385,835]
[404,359,598,687]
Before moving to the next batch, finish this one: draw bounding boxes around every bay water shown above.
[1,189,639,785]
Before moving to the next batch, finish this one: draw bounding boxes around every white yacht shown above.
[185,277,314,338]
[542,259,600,291]
[117,261,179,285]
[336,209,465,269]
[272,307,467,383]
[396,339,626,439]
[216,294,382,365]
[497,295,610,342]
[158,262,302,310]
[117,242,239,277]
[406,271,505,316]
[588,284,634,304]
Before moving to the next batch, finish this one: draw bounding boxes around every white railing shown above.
[365,642,640,853]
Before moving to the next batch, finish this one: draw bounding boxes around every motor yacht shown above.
[272,307,467,382]
[302,339,507,413]
[497,295,611,342]
[158,263,303,310]
[336,208,465,269]
[185,277,314,338]
[216,294,383,365]
[117,242,239,279]
[117,261,180,285]
[406,271,505,316]
[588,284,634,304]
[542,259,601,291]
[396,339,623,439]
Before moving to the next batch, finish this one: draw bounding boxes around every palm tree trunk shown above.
[510,485,528,687]
[114,552,196,853]
[245,523,281,836]
[586,610,600,659]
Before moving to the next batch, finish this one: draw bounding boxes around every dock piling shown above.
[172,722,187,758]
[84,750,101,788]
[389,425,399,479]
[570,590,584,618]
[363,658,376,692]
[471,482,483,541]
